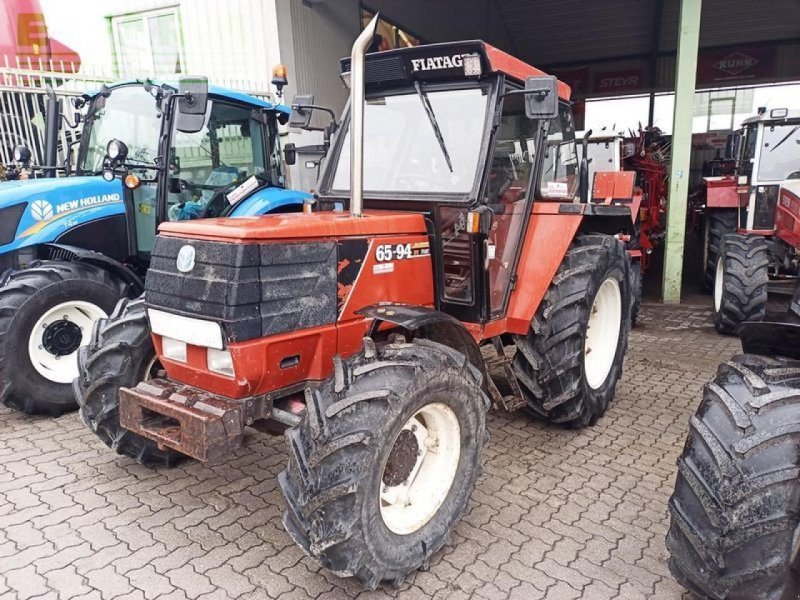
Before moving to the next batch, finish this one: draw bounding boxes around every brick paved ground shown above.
[0,300,742,600]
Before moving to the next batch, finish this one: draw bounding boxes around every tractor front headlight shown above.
[207,348,234,377]
[106,139,128,162]
[162,337,187,363]
[13,144,31,164]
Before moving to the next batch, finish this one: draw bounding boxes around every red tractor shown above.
[702,109,800,334]
[76,18,637,587]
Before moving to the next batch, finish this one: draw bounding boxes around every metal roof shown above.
[375,0,800,69]
[86,79,289,113]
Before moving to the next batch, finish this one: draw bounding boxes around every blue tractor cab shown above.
[0,77,310,416]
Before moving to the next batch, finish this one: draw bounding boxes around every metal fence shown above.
[0,55,276,169]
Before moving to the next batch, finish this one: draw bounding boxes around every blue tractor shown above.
[0,77,310,416]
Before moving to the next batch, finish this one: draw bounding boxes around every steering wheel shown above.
[201,177,247,219]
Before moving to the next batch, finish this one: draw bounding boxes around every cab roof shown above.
[741,109,800,126]
[342,40,571,101]
[86,79,289,114]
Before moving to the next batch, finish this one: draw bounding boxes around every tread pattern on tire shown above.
[279,338,489,589]
[0,260,127,415]
[705,210,738,292]
[630,260,642,328]
[75,296,184,466]
[714,234,769,335]
[666,354,800,600]
[511,234,631,427]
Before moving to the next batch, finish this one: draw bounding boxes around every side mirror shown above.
[524,76,559,120]
[289,94,315,129]
[284,143,297,166]
[176,76,209,134]
[724,132,742,160]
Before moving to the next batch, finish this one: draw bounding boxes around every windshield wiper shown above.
[414,81,453,173]
[771,125,799,152]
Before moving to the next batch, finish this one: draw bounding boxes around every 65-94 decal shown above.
[375,242,430,262]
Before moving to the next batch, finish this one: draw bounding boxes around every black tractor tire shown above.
[75,297,185,466]
[630,259,643,328]
[279,338,489,589]
[511,234,631,427]
[713,234,769,335]
[0,261,127,416]
[666,354,800,599]
[704,209,738,292]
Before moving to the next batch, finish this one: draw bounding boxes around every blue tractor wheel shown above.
[0,261,128,416]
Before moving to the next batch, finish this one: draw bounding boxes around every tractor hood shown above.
[0,176,125,251]
[157,210,427,242]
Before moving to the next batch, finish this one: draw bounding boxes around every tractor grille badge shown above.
[176,245,196,273]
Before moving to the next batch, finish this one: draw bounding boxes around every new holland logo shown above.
[176,245,196,273]
[714,52,758,77]
[30,200,54,222]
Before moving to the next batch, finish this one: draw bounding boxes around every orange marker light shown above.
[273,64,288,79]
[467,211,481,234]
[124,173,141,189]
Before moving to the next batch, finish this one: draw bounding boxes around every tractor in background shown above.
[76,18,639,588]
[666,280,800,599]
[704,109,800,334]
[0,76,310,416]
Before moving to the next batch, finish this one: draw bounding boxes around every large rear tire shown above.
[279,338,489,589]
[713,234,769,335]
[704,209,738,292]
[0,261,126,416]
[511,234,631,427]
[666,354,800,599]
[75,297,185,466]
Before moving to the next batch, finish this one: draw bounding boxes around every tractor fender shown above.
[738,321,800,361]
[228,186,312,217]
[357,303,485,377]
[42,243,144,296]
[576,204,636,236]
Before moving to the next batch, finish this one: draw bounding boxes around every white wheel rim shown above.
[584,277,622,390]
[380,403,461,535]
[714,257,724,312]
[27,301,107,384]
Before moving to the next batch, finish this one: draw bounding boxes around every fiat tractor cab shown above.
[78,17,636,589]
[0,77,309,417]
[704,108,800,333]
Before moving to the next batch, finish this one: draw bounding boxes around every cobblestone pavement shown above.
[0,300,741,600]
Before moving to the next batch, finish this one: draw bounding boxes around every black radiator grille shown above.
[145,237,336,343]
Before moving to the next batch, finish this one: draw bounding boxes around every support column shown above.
[662,0,702,304]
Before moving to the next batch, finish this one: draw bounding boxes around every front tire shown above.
[666,355,800,599]
[75,297,185,466]
[713,234,769,335]
[511,234,631,427]
[0,261,126,415]
[279,338,489,589]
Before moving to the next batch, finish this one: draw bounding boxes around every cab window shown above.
[539,103,578,200]
[166,100,267,221]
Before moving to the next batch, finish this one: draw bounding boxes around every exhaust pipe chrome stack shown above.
[349,14,378,218]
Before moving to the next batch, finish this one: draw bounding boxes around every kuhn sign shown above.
[698,47,776,84]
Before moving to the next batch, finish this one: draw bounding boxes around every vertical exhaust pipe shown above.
[43,85,61,178]
[349,14,378,218]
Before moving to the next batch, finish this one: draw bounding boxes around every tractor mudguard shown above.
[572,204,636,236]
[357,303,486,379]
[738,321,800,360]
[228,186,312,217]
[42,243,144,296]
